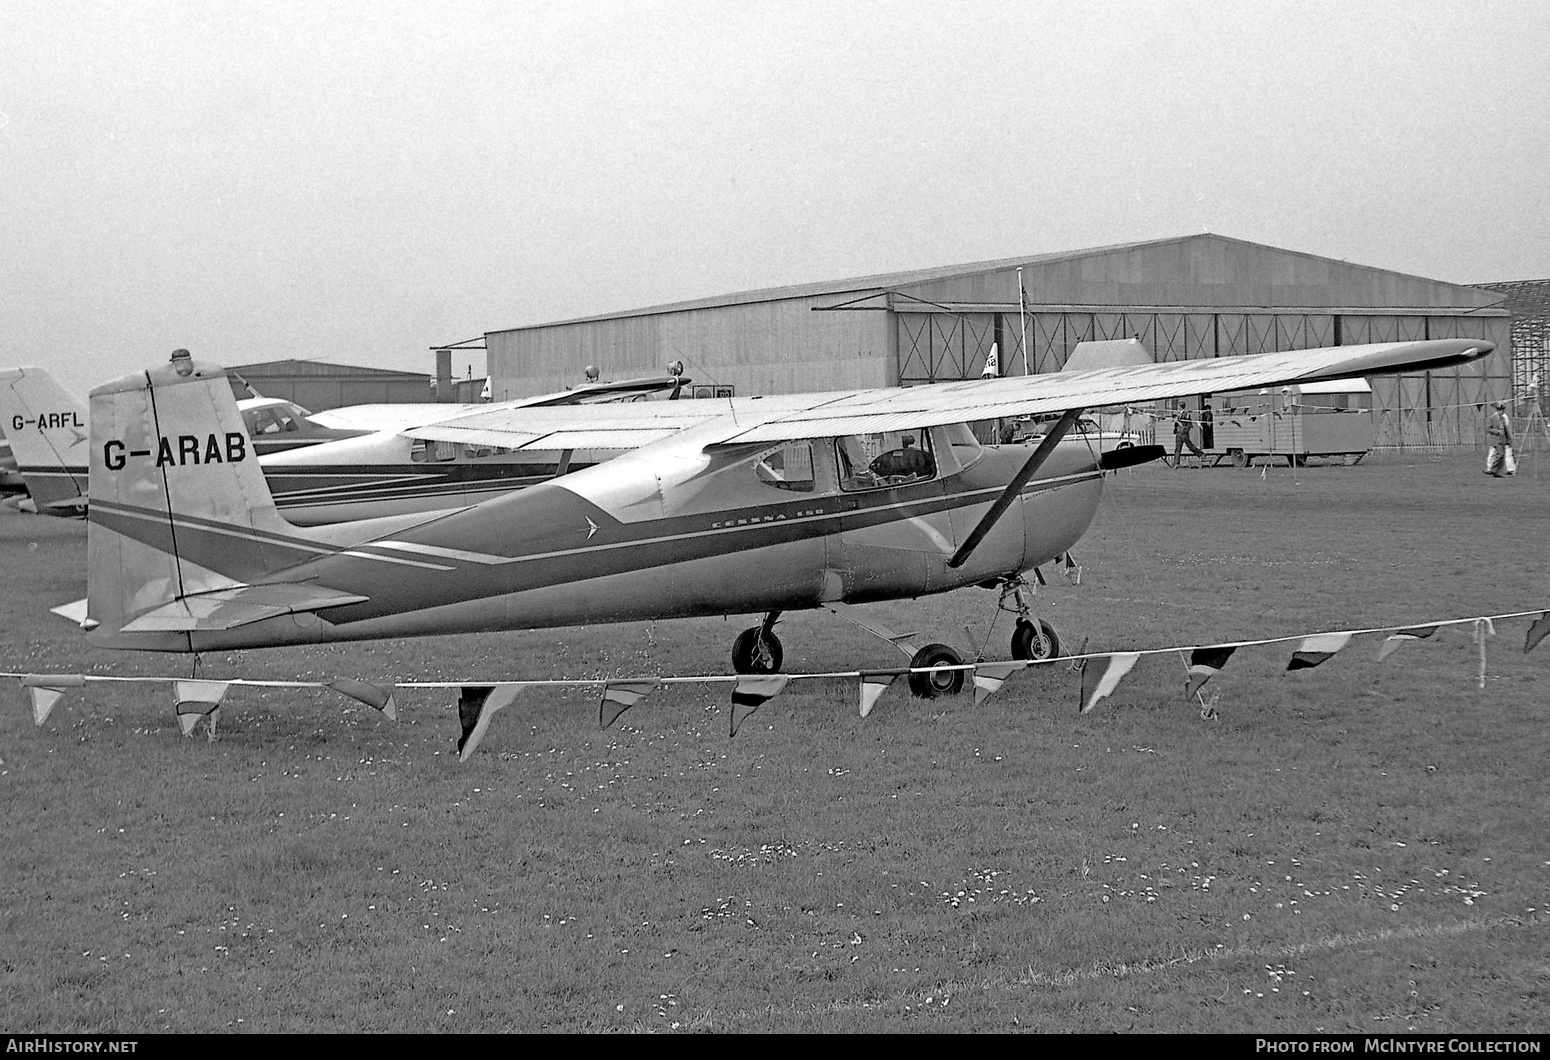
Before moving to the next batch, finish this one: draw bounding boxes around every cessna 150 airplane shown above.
[0,365,685,521]
[76,340,1490,694]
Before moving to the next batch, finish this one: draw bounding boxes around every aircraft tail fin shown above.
[0,367,91,513]
[86,350,324,647]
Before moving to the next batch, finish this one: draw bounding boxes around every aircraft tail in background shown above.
[0,367,91,514]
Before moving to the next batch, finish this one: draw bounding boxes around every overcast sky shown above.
[4,0,1547,396]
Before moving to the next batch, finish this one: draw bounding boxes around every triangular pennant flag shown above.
[1185,646,1236,698]
[456,684,526,761]
[1376,624,1440,662]
[1525,613,1550,655]
[1474,617,1496,690]
[175,680,231,739]
[597,680,657,731]
[1287,632,1353,671]
[729,674,789,736]
[972,662,1022,707]
[1061,552,1082,585]
[27,687,68,727]
[20,674,86,727]
[1080,652,1140,714]
[327,678,398,721]
[858,671,903,718]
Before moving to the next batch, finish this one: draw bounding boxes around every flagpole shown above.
[1017,266,1031,376]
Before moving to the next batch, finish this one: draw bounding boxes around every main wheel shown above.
[1012,618,1061,661]
[1230,449,1248,469]
[731,626,783,674]
[907,642,965,698]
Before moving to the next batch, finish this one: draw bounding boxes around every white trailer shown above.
[1204,379,1374,467]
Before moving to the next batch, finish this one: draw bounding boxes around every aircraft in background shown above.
[0,432,25,497]
[255,369,692,524]
[0,364,688,520]
[75,340,1491,691]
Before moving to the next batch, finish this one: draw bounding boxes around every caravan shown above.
[1204,378,1374,467]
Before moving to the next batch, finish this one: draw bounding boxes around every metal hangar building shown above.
[483,234,1511,446]
[225,359,432,412]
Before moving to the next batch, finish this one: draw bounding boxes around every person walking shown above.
[1485,401,1514,477]
[1171,405,1205,468]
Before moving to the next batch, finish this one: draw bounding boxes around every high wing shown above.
[398,339,1492,451]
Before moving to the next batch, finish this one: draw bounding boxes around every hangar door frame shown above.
[892,305,1508,445]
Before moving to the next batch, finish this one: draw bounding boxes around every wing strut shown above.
[947,408,1083,570]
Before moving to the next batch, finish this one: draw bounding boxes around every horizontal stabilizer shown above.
[50,598,97,630]
[121,583,369,633]
[42,496,89,511]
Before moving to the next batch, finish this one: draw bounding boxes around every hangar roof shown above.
[491,233,1501,334]
[227,359,429,381]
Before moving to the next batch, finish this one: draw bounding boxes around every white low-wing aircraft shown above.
[0,364,685,521]
[255,371,690,525]
[78,341,1490,692]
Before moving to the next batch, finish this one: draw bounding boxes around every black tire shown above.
[1011,618,1061,661]
[1230,449,1248,469]
[731,627,783,674]
[908,642,964,698]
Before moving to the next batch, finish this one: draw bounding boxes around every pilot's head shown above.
[902,436,915,448]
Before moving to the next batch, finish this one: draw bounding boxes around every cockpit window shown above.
[939,422,983,469]
[752,442,815,492]
[835,431,937,491]
[242,405,303,435]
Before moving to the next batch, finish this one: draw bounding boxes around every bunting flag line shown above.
[859,671,903,718]
[598,680,657,731]
[1185,646,1236,698]
[327,678,398,721]
[1525,613,1550,655]
[1287,632,1353,671]
[456,684,527,761]
[20,673,86,727]
[1081,652,1140,714]
[1376,625,1440,662]
[174,679,231,739]
[729,674,789,736]
[972,662,1023,707]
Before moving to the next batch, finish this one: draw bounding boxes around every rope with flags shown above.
[7,608,1547,757]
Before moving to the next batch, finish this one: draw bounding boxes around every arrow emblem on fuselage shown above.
[584,517,599,539]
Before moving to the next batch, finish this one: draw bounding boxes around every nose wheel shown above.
[732,611,784,674]
[1012,617,1061,661]
[998,576,1063,662]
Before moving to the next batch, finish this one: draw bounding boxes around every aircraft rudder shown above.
[0,367,90,508]
[86,350,286,639]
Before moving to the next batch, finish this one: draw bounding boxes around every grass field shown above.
[1,449,1547,1032]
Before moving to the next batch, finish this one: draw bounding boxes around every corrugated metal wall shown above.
[485,235,1512,445]
[486,293,892,401]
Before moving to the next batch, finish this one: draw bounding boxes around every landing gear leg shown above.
[731,611,784,674]
[998,576,1062,661]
